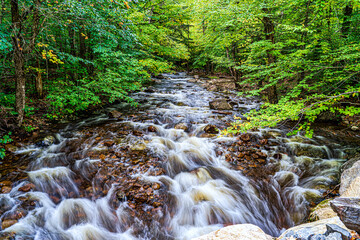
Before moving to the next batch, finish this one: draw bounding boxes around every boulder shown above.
[326,224,352,240]
[309,200,337,221]
[331,198,360,234]
[340,160,360,197]
[205,79,237,91]
[278,217,350,240]
[193,224,273,240]
[209,99,233,110]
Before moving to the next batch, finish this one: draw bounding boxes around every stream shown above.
[0,73,352,239]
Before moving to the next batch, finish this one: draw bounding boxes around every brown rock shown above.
[259,139,268,145]
[153,183,161,190]
[133,130,143,136]
[18,183,35,192]
[174,123,188,131]
[108,110,122,119]
[240,134,251,142]
[1,220,17,229]
[0,181,11,187]
[1,186,12,194]
[103,141,115,147]
[148,126,157,132]
[204,125,219,134]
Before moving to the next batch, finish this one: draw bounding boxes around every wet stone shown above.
[108,110,122,119]
[1,219,17,229]
[18,183,35,192]
[325,224,352,240]
[148,125,157,132]
[174,123,189,131]
[1,186,12,194]
[35,135,56,147]
[204,124,219,134]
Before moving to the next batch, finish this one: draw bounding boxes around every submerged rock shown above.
[193,224,273,240]
[331,198,360,234]
[209,99,233,110]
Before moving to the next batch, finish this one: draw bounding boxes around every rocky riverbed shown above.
[1,73,360,240]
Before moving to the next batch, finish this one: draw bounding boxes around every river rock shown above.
[18,183,36,192]
[1,219,17,229]
[1,186,12,194]
[174,123,189,131]
[309,200,337,221]
[326,224,352,240]
[278,217,350,240]
[35,135,55,147]
[209,99,232,110]
[340,160,360,197]
[148,125,157,132]
[108,110,122,119]
[130,142,147,151]
[205,79,237,92]
[292,144,327,159]
[204,125,219,134]
[351,126,359,131]
[330,198,360,234]
[193,224,273,240]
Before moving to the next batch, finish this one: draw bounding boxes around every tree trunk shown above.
[263,11,278,104]
[341,4,353,39]
[11,0,26,126]
[35,58,43,98]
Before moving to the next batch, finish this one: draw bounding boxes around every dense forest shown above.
[1,0,360,154]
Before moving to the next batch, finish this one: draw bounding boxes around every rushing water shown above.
[0,73,350,239]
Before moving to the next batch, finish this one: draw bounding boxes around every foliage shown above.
[187,0,360,136]
[0,0,191,123]
[0,132,12,159]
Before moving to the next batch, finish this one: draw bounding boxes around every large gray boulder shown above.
[331,198,360,235]
[193,224,273,240]
[340,160,360,197]
[209,99,233,110]
[278,217,351,240]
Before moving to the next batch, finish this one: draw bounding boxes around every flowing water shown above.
[0,73,352,239]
